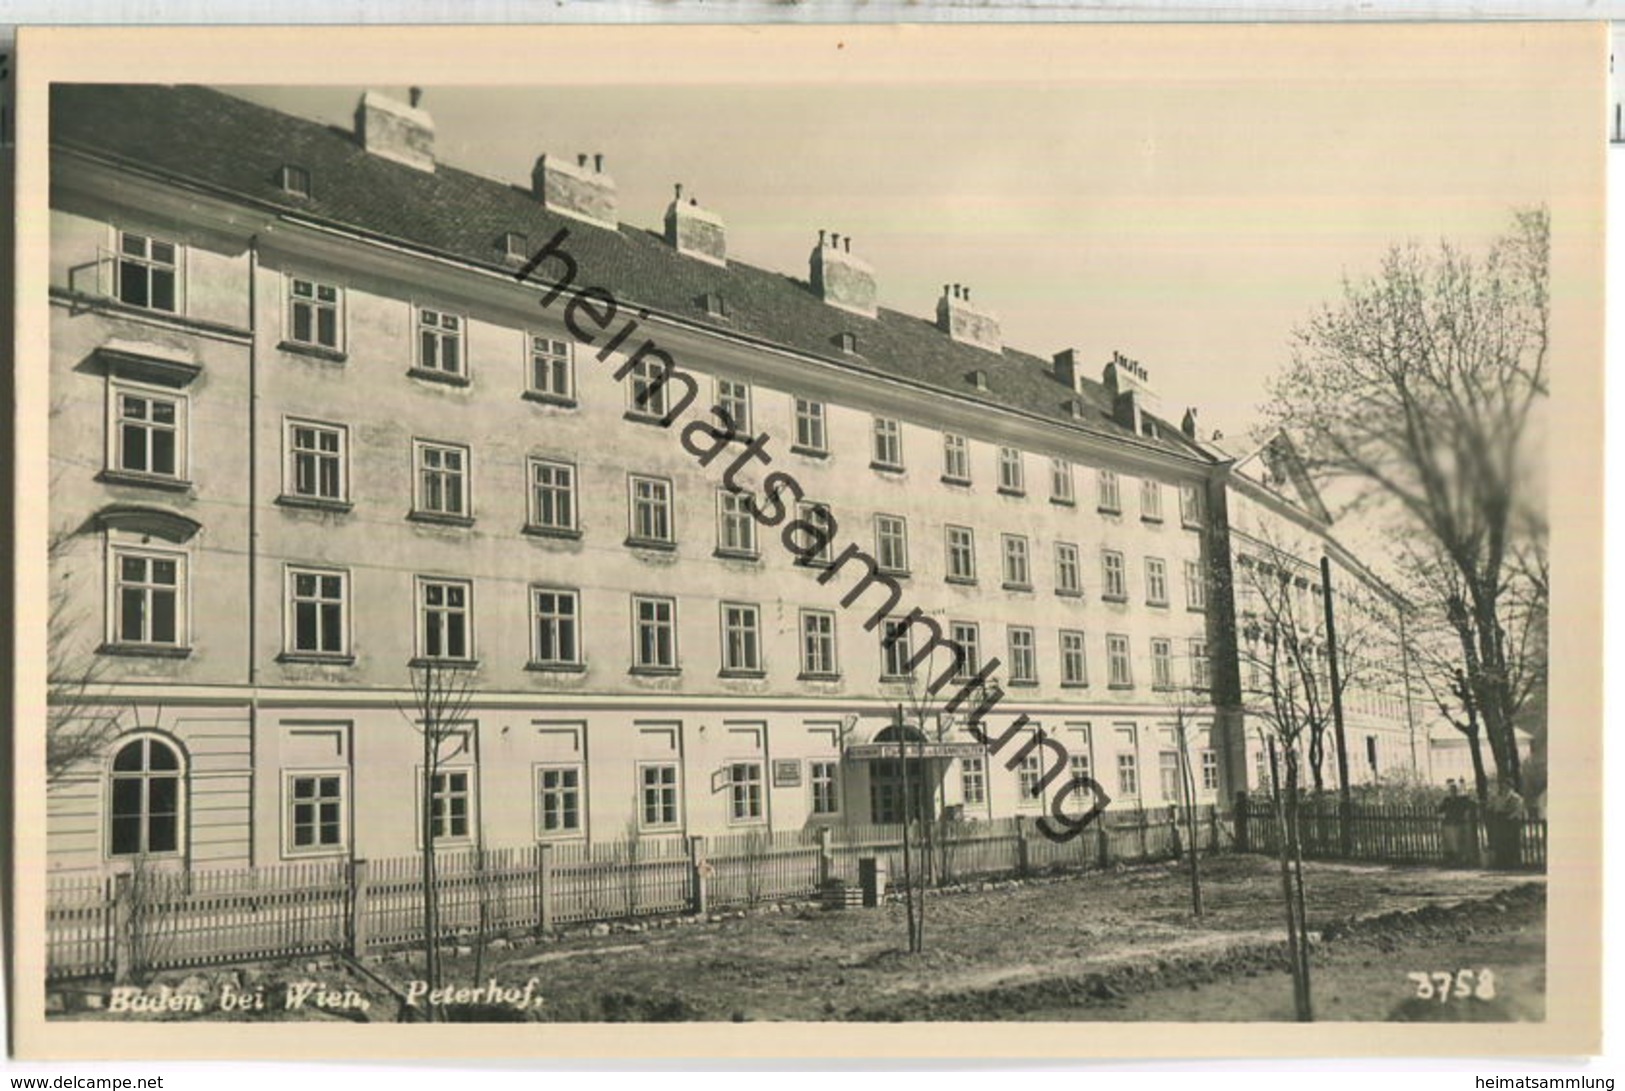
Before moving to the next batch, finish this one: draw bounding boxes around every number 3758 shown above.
[1406,969,1497,1002]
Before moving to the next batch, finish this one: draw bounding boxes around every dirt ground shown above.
[54,855,1544,1023]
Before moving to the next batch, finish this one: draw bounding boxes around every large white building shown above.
[45,84,1420,874]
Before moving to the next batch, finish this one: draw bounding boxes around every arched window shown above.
[109,735,184,857]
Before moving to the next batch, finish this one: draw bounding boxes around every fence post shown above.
[1234,791,1250,854]
[111,873,133,985]
[349,859,371,958]
[1096,814,1112,868]
[536,843,555,936]
[816,826,834,887]
[1014,815,1031,878]
[689,835,709,916]
[1138,809,1150,861]
[1208,804,1220,853]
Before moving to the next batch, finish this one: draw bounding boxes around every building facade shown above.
[45,85,1415,874]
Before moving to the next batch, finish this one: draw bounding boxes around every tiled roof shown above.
[52,83,1209,461]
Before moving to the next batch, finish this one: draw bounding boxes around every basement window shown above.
[279,165,312,199]
[504,232,529,261]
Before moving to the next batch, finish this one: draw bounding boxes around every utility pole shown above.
[1320,554,1353,856]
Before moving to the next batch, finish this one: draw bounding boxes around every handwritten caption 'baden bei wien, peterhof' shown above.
[515,229,1115,843]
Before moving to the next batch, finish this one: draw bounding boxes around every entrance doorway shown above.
[868,724,939,824]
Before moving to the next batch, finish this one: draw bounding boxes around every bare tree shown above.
[398,660,476,1021]
[47,529,126,783]
[1270,208,1549,799]
[1155,679,1208,918]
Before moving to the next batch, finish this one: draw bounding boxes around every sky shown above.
[225,29,1588,445]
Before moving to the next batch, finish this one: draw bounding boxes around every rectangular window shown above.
[801,610,838,677]
[1008,627,1037,684]
[1001,534,1031,588]
[794,501,835,565]
[728,762,764,822]
[116,231,178,312]
[640,764,680,828]
[1146,557,1169,605]
[961,756,987,806]
[429,769,472,841]
[875,515,909,573]
[794,398,827,452]
[1185,560,1207,610]
[112,548,185,647]
[872,417,903,469]
[721,602,763,674]
[287,774,345,854]
[950,622,980,681]
[811,760,840,815]
[881,619,914,680]
[1051,458,1074,504]
[287,567,347,657]
[1189,638,1210,691]
[414,441,469,519]
[418,578,472,661]
[536,766,582,836]
[531,588,580,667]
[627,356,670,420]
[628,475,674,545]
[113,386,184,480]
[1055,542,1082,596]
[1115,727,1139,797]
[997,446,1025,493]
[289,278,342,350]
[1098,469,1121,513]
[1141,479,1163,521]
[526,458,577,533]
[943,433,970,483]
[1107,633,1133,687]
[717,489,758,557]
[715,379,751,432]
[1160,751,1182,801]
[1201,749,1219,792]
[1102,550,1127,600]
[286,419,345,502]
[1060,630,1088,685]
[1151,638,1173,689]
[417,307,464,377]
[1181,482,1206,527]
[946,525,977,582]
[1017,749,1044,803]
[529,335,575,401]
[286,777,342,851]
[632,595,678,671]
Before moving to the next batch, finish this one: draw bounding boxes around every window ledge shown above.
[277,340,348,364]
[277,494,353,514]
[626,537,678,553]
[1098,506,1123,516]
[1142,515,1165,525]
[623,410,670,427]
[97,469,193,493]
[629,666,682,678]
[941,475,971,488]
[1061,681,1091,690]
[878,568,911,581]
[1055,589,1083,599]
[1147,600,1170,609]
[714,548,762,563]
[879,674,913,684]
[798,672,843,683]
[408,511,475,529]
[790,445,830,460]
[1182,520,1205,531]
[945,575,979,587]
[718,669,767,680]
[1049,497,1076,508]
[521,391,578,409]
[407,367,472,388]
[1002,582,1034,593]
[526,661,587,674]
[996,487,1026,498]
[870,461,905,475]
[408,657,479,670]
[1101,594,1129,605]
[794,556,834,570]
[277,652,356,666]
[1108,683,1135,691]
[1007,679,1039,688]
[522,524,582,541]
[1187,605,1208,614]
[98,642,192,659]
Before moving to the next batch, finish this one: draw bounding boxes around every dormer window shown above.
[504,232,529,261]
[968,370,989,392]
[280,165,312,198]
[700,292,728,318]
[836,331,859,354]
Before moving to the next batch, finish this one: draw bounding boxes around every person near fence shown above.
[1485,783,1526,869]
[1437,780,1475,866]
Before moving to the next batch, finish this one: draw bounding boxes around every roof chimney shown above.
[809,231,877,318]
[354,89,435,173]
[532,152,619,230]
[1052,348,1085,392]
[1181,407,1199,439]
[1103,351,1161,434]
[665,183,725,266]
[936,284,1002,354]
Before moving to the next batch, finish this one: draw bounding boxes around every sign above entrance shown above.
[845,742,986,761]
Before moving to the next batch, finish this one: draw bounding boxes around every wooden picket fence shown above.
[1232,794,1548,871]
[45,807,1216,982]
